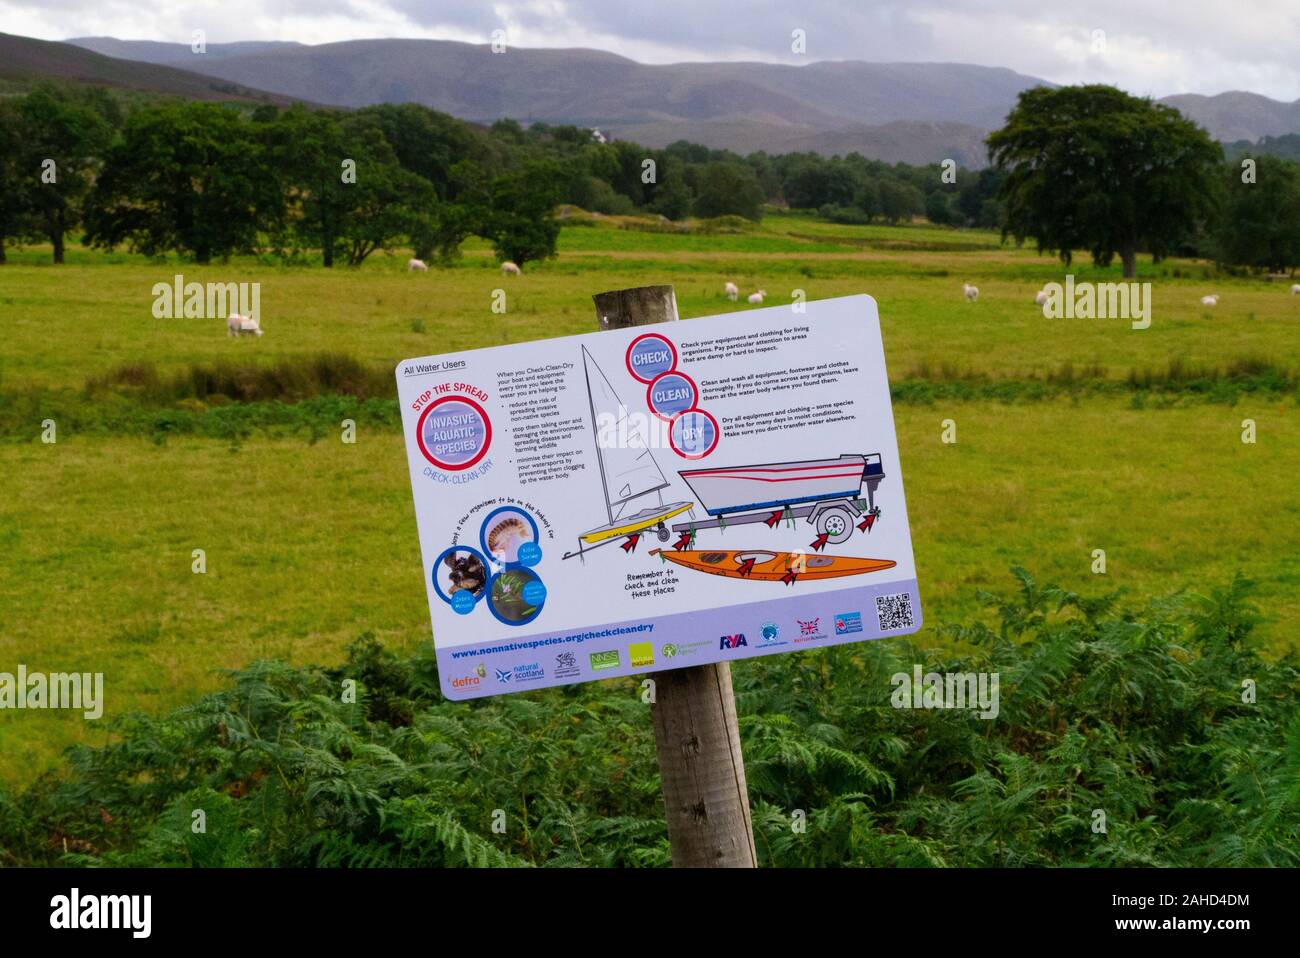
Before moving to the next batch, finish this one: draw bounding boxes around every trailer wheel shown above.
[816,507,855,545]
[656,523,671,542]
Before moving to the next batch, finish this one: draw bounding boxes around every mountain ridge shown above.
[46,34,1300,164]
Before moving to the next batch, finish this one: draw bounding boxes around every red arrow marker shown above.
[858,514,876,532]
[809,533,830,552]
[737,557,756,577]
[781,570,798,585]
[621,534,640,553]
[674,532,693,551]
[764,510,782,528]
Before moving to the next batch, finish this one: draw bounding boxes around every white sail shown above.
[582,346,669,517]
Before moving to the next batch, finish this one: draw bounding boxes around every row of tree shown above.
[0,88,568,267]
[0,85,1004,267]
[0,83,1297,273]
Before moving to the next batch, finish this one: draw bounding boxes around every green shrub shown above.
[1,571,1296,867]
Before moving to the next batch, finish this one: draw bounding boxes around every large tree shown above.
[483,159,562,267]
[988,85,1222,278]
[692,162,764,220]
[84,102,278,264]
[13,85,114,263]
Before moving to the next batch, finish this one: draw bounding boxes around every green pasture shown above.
[2,212,1297,786]
[1,215,1297,390]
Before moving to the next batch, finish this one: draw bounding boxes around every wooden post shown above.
[592,284,758,868]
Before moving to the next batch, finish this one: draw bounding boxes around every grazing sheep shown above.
[724,281,739,301]
[1291,284,1300,295]
[1201,294,1219,307]
[407,258,428,272]
[227,313,263,337]
[747,290,766,305]
[963,283,979,302]
[1035,289,1049,306]
[501,261,521,276]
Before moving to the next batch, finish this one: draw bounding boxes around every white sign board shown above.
[396,294,922,699]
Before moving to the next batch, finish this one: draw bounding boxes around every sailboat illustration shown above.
[562,346,694,560]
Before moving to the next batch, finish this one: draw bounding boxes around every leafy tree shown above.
[1215,155,1300,274]
[783,157,857,209]
[483,159,562,267]
[693,162,764,220]
[0,98,22,264]
[85,102,279,264]
[264,107,355,267]
[652,163,693,221]
[853,180,881,220]
[352,103,490,199]
[878,179,924,224]
[925,190,954,226]
[988,85,1221,277]
[336,159,437,267]
[2,87,113,263]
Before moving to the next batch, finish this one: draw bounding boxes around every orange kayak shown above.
[650,548,895,581]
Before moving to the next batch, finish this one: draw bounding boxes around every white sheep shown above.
[1290,284,1300,295]
[500,261,521,276]
[1200,294,1219,307]
[724,281,739,301]
[963,283,979,302]
[747,290,766,305]
[1035,289,1049,306]
[407,258,428,272]
[227,313,263,337]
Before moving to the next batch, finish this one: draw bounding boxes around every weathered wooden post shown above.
[592,284,758,868]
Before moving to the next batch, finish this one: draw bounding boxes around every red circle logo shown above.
[416,395,492,470]
[668,408,720,459]
[625,333,678,384]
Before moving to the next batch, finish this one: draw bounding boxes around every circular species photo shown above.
[480,506,540,566]
[434,548,488,605]
[487,568,546,625]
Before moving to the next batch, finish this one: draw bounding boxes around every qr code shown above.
[875,593,914,631]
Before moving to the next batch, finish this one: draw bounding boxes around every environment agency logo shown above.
[589,649,620,671]
[661,643,678,658]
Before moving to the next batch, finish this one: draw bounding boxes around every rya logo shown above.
[719,634,748,649]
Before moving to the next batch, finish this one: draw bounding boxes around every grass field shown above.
[2,212,1298,786]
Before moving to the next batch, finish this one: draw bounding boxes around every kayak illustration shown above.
[649,548,895,582]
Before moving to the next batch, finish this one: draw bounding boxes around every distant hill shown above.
[68,36,303,64]
[1159,91,1300,144]
[1223,133,1300,163]
[0,32,309,105]
[54,35,1300,164]
[65,36,1046,165]
[609,118,992,168]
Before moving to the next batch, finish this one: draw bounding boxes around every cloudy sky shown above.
[5,0,1299,101]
